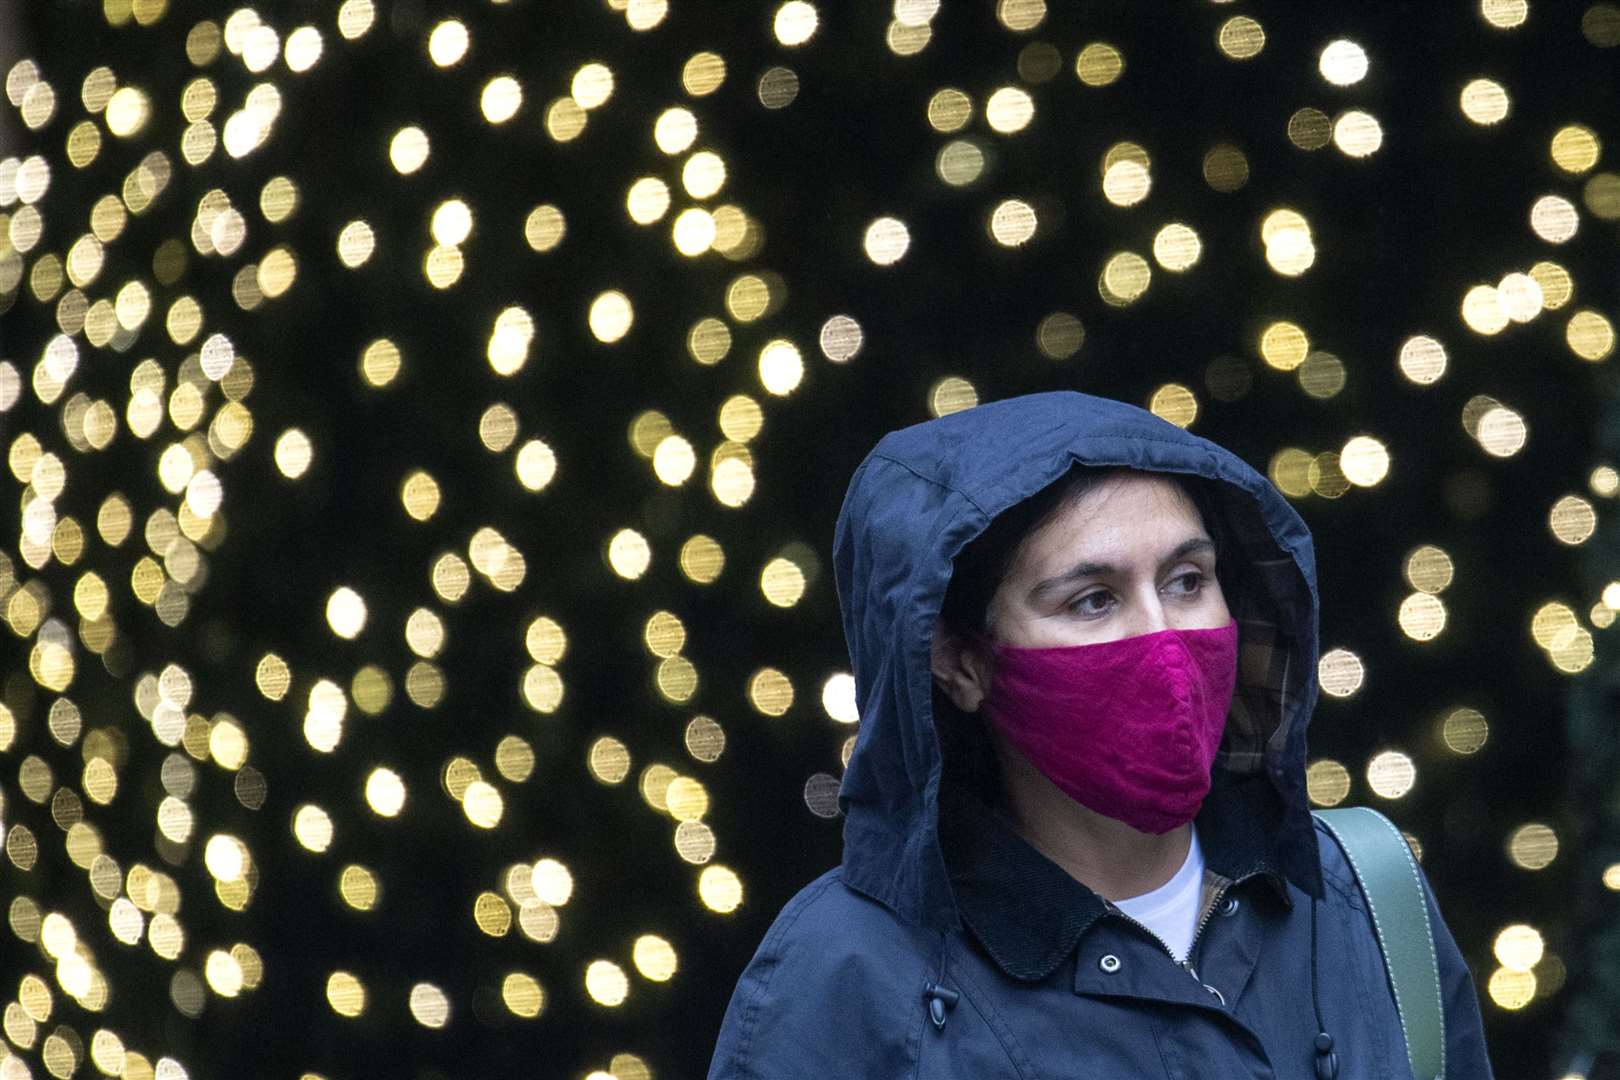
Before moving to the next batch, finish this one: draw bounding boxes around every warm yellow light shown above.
[748,668,795,716]
[1075,42,1124,86]
[929,376,979,417]
[204,834,246,881]
[633,936,679,981]
[821,673,859,723]
[1217,15,1265,59]
[1332,110,1383,156]
[585,961,629,1006]
[1476,405,1528,457]
[337,219,376,268]
[1102,160,1150,206]
[1318,648,1365,698]
[1398,592,1447,641]
[1567,310,1615,361]
[989,199,1037,245]
[1259,321,1310,371]
[462,781,503,828]
[525,205,566,251]
[1366,750,1416,799]
[927,88,972,131]
[502,972,545,1018]
[571,62,614,109]
[1098,251,1150,305]
[1550,494,1598,545]
[481,76,523,123]
[428,20,468,66]
[936,139,985,186]
[1460,78,1509,125]
[1488,967,1536,1010]
[1494,925,1544,971]
[607,529,651,579]
[681,536,726,584]
[1340,435,1390,486]
[105,87,151,138]
[760,557,807,607]
[1551,124,1602,174]
[1461,284,1509,335]
[589,291,634,343]
[326,972,366,1017]
[672,207,717,255]
[864,216,910,265]
[699,865,744,913]
[1203,144,1249,190]
[1148,384,1197,428]
[294,804,334,851]
[626,0,669,31]
[1530,261,1574,310]
[758,339,804,395]
[654,107,698,154]
[1441,707,1489,754]
[894,0,941,27]
[683,52,727,96]
[774,1,818,45]
[1319,40,1369,85]
[1531,194,1579,243]
[1496,272,1544,323]
[652,435,697,486]
[985,86,1034,133]
[1306,759,1352,807]
[431,199,472,246]
[1152,223,1201,271]
[1508,823,1558,870]
[589,737,632,784]
[1404,545,1455,595]
[365,767,406,817]
[1262,208,1315,275]
[1480,0,1528,29]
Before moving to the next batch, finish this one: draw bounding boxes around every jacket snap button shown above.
[1220,897,1240,917]
[1098,954,1121,974]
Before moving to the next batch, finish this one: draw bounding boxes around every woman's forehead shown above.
[1009,472,1206,575]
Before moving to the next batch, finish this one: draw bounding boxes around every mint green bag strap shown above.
[1313,806,1446,1080]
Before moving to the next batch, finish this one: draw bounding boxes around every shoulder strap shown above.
[1312,806,1446,1080]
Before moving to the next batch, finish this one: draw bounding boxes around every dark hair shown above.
[938,464,1240,643]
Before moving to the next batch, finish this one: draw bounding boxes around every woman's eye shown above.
[1168,571,1206,596]
[1067,591,1114,616]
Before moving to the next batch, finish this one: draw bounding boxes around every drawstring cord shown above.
[1312,895,1339,1079]
[924,934,959,1031]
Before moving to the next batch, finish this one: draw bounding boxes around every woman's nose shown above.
[1126,590,1171,636]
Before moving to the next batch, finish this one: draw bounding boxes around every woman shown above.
[708,391,1493,1078]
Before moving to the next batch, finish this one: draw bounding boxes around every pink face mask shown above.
[978,620,1240,835]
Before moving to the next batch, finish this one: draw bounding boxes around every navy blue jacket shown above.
[709,392,1493,1078]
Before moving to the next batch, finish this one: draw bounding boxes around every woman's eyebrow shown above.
[1025,536,1215,604]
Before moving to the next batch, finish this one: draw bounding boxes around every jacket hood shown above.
[831,390,1323,932]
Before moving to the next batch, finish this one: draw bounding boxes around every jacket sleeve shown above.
[707,874,930,1080]
[1418,862,1496,1079]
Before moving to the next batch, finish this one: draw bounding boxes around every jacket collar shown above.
[943,773,1297,983]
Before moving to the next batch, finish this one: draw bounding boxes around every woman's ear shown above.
[930,618,992,713]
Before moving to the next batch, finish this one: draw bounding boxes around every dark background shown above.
[1,0,1618,1076]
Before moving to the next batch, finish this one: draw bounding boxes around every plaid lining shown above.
[1214,492,1310,776]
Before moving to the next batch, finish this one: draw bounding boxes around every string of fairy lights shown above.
[0,0,1617,1076]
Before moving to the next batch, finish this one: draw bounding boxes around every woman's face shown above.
[984,470,1231,649]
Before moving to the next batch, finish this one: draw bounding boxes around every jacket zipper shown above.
[1105,880,1234,1006]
